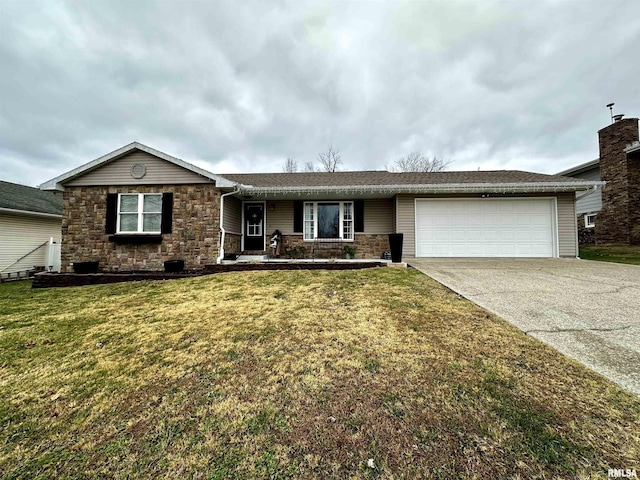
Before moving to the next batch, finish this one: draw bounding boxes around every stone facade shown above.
[576,213,595,245]
[62,184,221,272]
[223,233,241,257]
[353,234,391,259]
[276,234,391,259]
[596,118,640,245]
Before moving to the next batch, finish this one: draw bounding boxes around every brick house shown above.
[557,115,640,245]
[40,142,600,272]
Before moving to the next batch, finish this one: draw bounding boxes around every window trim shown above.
[584,213,596,228]
[303,201,354,242]
[116,193,163,234]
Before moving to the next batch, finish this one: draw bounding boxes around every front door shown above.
[244,203,265,251]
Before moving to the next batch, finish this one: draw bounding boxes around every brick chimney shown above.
[596,116,640,244]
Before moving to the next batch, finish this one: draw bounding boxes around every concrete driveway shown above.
[408,258,640,396]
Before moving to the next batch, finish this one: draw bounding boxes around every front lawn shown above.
[1,269,638,478]
[580,244,640,265]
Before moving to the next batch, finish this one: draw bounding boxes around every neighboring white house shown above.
[0,180,62,279]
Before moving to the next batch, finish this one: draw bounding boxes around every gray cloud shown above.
[1,0,639,186]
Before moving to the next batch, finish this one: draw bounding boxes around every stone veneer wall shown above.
[576,214,595,245]
[223,233,242,256]
[62,184,221,272]
[596,118,640,245]
[354,234,391,259]
[279,234,390,259]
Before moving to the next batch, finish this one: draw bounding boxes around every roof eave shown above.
[235,181,604,196]
[624,141,640,154]
[0,207,63,218]
[556,159,600,176]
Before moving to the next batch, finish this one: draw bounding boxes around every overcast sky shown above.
[1,0,639,186]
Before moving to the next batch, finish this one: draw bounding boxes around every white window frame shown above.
[116,193,162,234]
[303,201,354,242]
[584,213,596,228]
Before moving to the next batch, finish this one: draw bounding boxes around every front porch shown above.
[219,186,397,263]
[223,233,393,262]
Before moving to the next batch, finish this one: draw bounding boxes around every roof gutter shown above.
[625,141,640,154]
[216,186,240,264]
[234,181,604,196]
[0,207,62,219]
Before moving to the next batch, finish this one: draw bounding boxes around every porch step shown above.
[235,255,269,262]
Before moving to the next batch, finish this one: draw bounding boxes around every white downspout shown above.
[217,187,239,264]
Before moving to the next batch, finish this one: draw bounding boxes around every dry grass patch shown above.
[1,269,639,479]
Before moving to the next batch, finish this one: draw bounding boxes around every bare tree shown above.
[303,161,316,172]
[318,146,342,172]
[282,157,297,173]
[388,151,451,172]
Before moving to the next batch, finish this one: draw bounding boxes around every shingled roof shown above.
[0,181,63,215]
[222,170,591,188]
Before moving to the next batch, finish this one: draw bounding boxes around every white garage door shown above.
[415,198,557,257]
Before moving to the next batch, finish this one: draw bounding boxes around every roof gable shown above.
[64,149,215,187]
[40,142,235,190]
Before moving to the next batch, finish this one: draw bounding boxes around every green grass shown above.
[1,270,639,478]
[580,244,640,265]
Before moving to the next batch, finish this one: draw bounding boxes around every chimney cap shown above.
[613,114,625,122]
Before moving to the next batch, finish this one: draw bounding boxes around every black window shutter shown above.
[161,193,173,234]
[293,201,303,233]
[354,200,364,232]
[105,193,118,234]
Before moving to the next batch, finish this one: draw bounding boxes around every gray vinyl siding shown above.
[363,198,394,234]
[571,168,602,214]
[223,196,242,235]
[65,151,213,186]
[265,201,294,234]
[262,198,394,236]
[556,193,577,257]
[0,212,61,275]
[395,195,416,257]
[395,193,578,258]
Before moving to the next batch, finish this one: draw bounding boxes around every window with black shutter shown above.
[354,200,364,233]
[106,192,171,243]
[293,200,303,233]
[161,192,173,234]
[105,193,118,234]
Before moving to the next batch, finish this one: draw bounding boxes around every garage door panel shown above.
[415,199,556,258]
[530,216,550,226]
[450,216,467,227]
[499,230,515,241]
[483,231,499,241]
[499,244,517,256]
